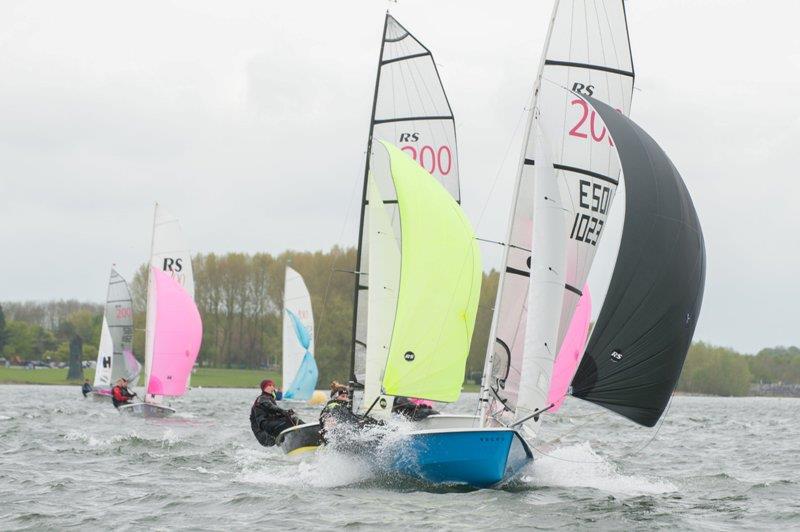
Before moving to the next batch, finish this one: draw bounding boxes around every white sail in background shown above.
[93,268,138,387]
[350,14,459,387]
[144,204,196,400]
[282,266,315,392]
[360,173,400,419]
[483,0,634,424]
[93,316,113,387]
[106,268,138,383]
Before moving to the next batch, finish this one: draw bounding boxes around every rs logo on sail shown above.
[162,258,183,272]
[572,82,594,96]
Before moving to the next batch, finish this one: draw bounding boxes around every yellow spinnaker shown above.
[379,140,482,403]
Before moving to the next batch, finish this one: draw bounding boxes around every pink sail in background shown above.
[146,267,203,397]
[547,284,592,412]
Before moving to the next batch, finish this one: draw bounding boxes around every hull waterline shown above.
[388,428,532,488]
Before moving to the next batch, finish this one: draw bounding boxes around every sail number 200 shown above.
[401,145,453,176]
[570,180,612,246]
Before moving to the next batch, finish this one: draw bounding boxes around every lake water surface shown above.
[1,385,797,530]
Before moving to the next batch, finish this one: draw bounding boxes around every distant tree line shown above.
[2,248,799,394]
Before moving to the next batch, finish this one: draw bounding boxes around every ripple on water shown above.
[1,386,798,530]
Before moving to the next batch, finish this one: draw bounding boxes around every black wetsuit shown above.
[318,399,382,447]
[392,396,439,421]
[250,392,302,447]
[81,383,93,398]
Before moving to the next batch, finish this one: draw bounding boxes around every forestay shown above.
[350,14,459,387]
[483,0,634,422]
[282,266,318,400]
[379,141,481,403]
[571,96,706,427]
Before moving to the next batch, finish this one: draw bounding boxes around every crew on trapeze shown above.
[111,378,136,408]
[392,396,439,421]
[250,379,303,447]
[81,379,94,398]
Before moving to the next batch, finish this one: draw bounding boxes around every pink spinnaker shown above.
[547,284,592,412]
[147,267,203,397]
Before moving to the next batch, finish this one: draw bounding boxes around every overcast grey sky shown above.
[1,0,798,354]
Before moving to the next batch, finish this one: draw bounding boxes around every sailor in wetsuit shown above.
[250,379,303,447]
[392,396,439,421]
[81,379,93,398]
[319,382,382,447]
[111,378,136,408]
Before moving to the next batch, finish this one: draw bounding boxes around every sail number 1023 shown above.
[570,180,613,246]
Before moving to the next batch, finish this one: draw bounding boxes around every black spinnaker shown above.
[571,96,706,428]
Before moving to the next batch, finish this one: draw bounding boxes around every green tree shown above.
[0,303,7,354]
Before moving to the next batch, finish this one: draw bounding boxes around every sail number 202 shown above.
[570,180,612,246]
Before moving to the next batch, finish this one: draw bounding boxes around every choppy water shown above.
[1,385,797,530]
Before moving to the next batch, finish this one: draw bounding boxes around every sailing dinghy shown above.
[281,266,319,401]
[90,268,140,401]
[119,204,203,417]
[477,0,704,478]
[278,12,465,456]
[360,140,532,487]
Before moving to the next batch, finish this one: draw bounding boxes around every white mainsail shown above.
[282,266,315,393]
[144,203,196,401]
[482,0,635,425]
[93,316,113,387]
[350,14,460,388]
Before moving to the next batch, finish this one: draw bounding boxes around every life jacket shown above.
[111,385,129,408]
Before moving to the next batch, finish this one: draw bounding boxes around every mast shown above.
[348,13,390,387]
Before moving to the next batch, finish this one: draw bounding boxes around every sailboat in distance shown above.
[281,266,318,401]
[119,204,202,417]
[90,268,140,400]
